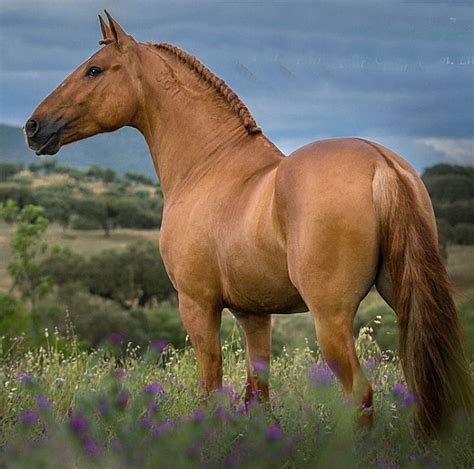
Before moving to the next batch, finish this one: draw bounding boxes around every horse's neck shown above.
[135,46,283,197]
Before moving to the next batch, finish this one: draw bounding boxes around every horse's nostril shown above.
[25,119,39,138]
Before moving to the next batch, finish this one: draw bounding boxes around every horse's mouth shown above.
[35,133,61,156]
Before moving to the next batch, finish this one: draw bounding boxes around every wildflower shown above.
[82,436,100,458]
[20,410,38,425]
[192,409,205,423]
[17,372,32,385]
[266,423,283,441]
[112,368,127,379]
[140,414,153,430]
[98,402,110,416]
[147,401,159,412]
[391,383,407,396]
[364,358,377,370]
[144,382,165,395]
[254,359,268,372]
[70,414,88,433]
[152,340,168,354]
[402,392,416,406]
[36,394,50,409]
[152,419,173,438]
[116,392,129,408]
[309,363,334,386]
[109,332,124,346]
[214,406,227,421]
[235,405,247,416]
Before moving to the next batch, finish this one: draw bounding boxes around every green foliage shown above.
[87,165,116,183]
[0,293,28,350]
[34,187,75,229]
[85,241,174,308]
[0,200,51,308]
[0,160,23,181]
[28,159,57,175]
[423,164,474,178]
[0,184,35,207]
[0,337,472,467]
[125,171,154,186]
[453,223,474,245]
[422,164,474,246]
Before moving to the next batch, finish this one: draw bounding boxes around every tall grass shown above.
[1,327,472,468]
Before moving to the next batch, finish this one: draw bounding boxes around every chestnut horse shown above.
[25,12,472,434]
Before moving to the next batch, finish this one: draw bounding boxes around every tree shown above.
[0,161,23,181]
[124,171,154,186]
[73,197,114,236]
[86,241,174,308]
[34,188,74,232]
[0,200,51,312]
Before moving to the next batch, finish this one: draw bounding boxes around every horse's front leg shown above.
[233,312,272,405]
[179,293,223,392]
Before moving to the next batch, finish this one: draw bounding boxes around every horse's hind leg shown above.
[233,312,272,405]
[310,300,374,427]
[287,234,378,427]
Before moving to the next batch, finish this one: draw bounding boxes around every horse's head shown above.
[25,11,141,155]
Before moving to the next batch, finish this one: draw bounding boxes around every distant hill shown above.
[0,124,157,179]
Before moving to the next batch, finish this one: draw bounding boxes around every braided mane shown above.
[153,43,261,134]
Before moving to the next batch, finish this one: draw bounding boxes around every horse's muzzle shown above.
[24,117,62,156]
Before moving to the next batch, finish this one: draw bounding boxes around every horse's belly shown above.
[220,253,307,314]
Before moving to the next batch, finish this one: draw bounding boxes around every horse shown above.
[25,11,472,434]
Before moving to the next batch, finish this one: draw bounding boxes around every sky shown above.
[0,0,473,170]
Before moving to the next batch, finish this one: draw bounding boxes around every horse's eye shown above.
[87,66,102,78]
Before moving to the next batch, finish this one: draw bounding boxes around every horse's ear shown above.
[104,10,136,48]
[98,15,113,45]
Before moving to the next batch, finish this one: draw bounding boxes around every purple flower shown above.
[193,409,205,423]
[20,410,38,425]
[402,392,416,406]
[235,405,247,416]
[140,414,153,430]
[36,395,50,409]
[113,368,127,379]
[152,340,168,354]
[152,419,173,438]
[116,392,129,408]
[147,401,159,412]
[309,363,334,386]
[266,423,283,441]
[18,372,32,385]
[109,332,124,346]
[70,414,88,433]
[98,402,110,416]
[144,382,165,395]
[391,383,407,396]
[254,359,268,372]
[214,406,227,421]
[365,358,377,370]
[82,436,100,458]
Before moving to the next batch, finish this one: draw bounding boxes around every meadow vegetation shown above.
[0,161,473,467]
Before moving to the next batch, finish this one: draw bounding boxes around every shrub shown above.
[0,185,35,208]
[0,293,28,350]
[0,161,23,181]
[453,223,474,245]
[86,241,174,308]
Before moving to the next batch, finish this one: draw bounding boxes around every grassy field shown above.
[1,332,473,468]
